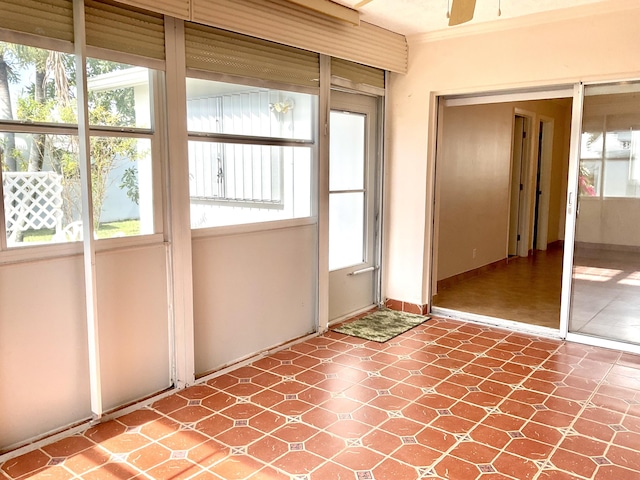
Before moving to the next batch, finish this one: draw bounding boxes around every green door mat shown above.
[332,309,430,343]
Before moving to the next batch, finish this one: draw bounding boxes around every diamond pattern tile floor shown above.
[2,317,640,480]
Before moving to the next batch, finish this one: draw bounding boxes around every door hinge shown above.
[520,184,523,191]
[523,131,527,139]
[517,234,521,241]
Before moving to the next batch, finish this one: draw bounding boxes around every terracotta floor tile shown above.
[434,455,481,480]
[537,469,589,479]
[309,461,353,480]
[158,429,209,451]
[209,455,265,480]
[62,446,110,475]
[393,443,442,467]
[401,403,438,426]
[551,448,598,478]
[271,423,319,443]
[373,458,422,480]
[469,424,512,449]
[188,440,229,468]
[271,450,324,475]
[605,445,640,471]
[6,315,640,480]
[594,465,640,480]
[81,462,140,480]
[491,452,539,480]
[41,435,94,458]
[572,417,615,443]
[195,414,234,438]
[96,432,150,454]
[560,434,608,457]
[201,391,236,412]
[361,428,402,455]
[333,446,384,471]
[215,426,264,447]
[520,421,563,446]
[247,389,285,410]
[179,385,217,400]
[248,410,286,434]
[325,419,372,438]
[166,406,212,424]
[505,437,554,460]
[21,465,74,480]
[246,435,288,463]
[127,443,171,471]
[430,414,477,434]
[449,440,500,464]
[1,450,50,479]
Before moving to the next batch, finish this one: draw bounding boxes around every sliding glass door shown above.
[568,82,640,345]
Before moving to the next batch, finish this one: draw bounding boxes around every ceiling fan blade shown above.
[448,0,476,26]
[354,0,374,8]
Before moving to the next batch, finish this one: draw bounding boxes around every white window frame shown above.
[185,69,319,232]
[0,33,166,264]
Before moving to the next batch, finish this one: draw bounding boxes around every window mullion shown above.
[187,132,313,147]
[73,0,103,421]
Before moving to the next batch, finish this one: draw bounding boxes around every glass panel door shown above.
[569,82,640,344]
[329,91,380,321]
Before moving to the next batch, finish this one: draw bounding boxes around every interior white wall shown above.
[386,4,640,305]
[96,245,171,410]
[436,103,512,280]
[0,256,91,450]
[577,198,640,247]
[192,224,317,375]
[435,100,571,281]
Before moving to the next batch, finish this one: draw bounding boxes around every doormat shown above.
[333,309,430,343]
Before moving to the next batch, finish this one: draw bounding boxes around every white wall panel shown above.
[96,244,171,410]
[386,4,640,305]
[192,224,317,375]
[0,257,90,451]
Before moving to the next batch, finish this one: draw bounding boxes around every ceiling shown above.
[332,0,616,36]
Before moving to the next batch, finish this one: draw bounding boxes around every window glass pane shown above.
[0,41,77,126]
[90,137,153,238]
[329,192,364,270]
[2,133,78,245]
[87,60,152,129]
[186,78,314,140]
[330,111,365,191]
[189,142,311,228]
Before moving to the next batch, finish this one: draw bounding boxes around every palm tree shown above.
[0,43,17,171]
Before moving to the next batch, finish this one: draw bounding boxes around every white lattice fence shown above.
[3,171,64,239]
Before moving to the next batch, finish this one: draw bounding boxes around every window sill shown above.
[0,233,165,266]
[191,217,317,240]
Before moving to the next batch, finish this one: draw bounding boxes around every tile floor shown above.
[432,248,564,329]
[571,246,640,343]
[3,317,640,480]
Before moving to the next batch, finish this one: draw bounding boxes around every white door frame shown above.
[535,116,555,251]
[328,90,382,323]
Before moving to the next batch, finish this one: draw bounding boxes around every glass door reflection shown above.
[570,82,640,344]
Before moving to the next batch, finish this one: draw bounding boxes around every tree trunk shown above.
[0,55,16,171]
[27,68,46,172]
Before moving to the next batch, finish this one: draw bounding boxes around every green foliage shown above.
[22,219,141,242]
[1,41,144,234]
[120,166,139,205]
[16,96,55,122]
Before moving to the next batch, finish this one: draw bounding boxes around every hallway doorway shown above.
[431,95,572,330]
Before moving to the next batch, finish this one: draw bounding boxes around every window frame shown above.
[0,35,166,260]
[185,69,318,231]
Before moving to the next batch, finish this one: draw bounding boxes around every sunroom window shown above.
[0,42,158,246]
[186,78,316,228]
